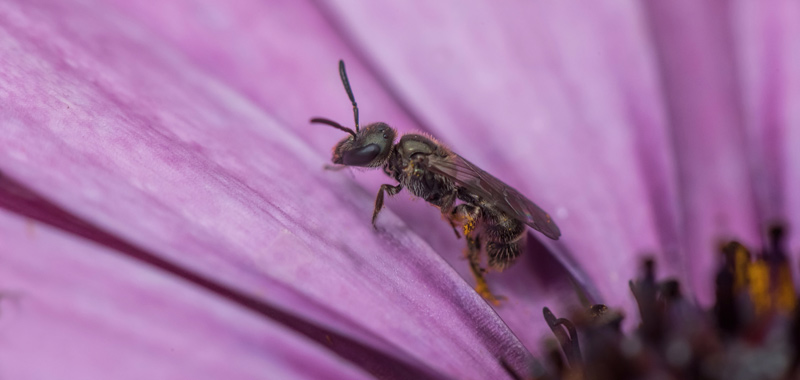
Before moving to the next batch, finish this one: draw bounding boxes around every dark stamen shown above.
[715,243,741,334]
[659,279,681,301]
[630,258,663,343]
[543,307,582,366]
[767,223,786,260]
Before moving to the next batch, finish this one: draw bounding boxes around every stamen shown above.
[532,230,799,379]
[629,258,664,343]
[768,224,797,312]
[542,307,582,367]
[715,248,741,334]
[716,232,797,317]
[748,256,772,314]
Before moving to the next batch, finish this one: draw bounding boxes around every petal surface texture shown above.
[0,209,373,380]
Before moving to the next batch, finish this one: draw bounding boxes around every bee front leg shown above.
[447,220,461,239]
[372,184,403,228]
[438,192,461,238]
[323,164,348,171]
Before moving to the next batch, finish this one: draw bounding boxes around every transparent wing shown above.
[425,153,561,240]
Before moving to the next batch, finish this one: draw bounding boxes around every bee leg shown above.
[438,192,461,238]
[452,204,481,242]
[323,164,348,171]
[372,184,403,228]
[447,219,461,239]
[465,233,504,305]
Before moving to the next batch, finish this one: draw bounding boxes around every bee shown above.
[311,60,561,304]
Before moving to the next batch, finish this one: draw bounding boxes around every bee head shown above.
[329,122,396,167]
[311,60,397,168]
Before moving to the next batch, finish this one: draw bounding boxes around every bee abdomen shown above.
[486,241,522,270]
[483,214,526,242]
[483,212,526,270]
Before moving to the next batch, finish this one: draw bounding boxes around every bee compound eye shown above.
[342,143,381,166]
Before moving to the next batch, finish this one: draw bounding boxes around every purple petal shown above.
[6,0,796,375]
[0,209,373,380]
[643,1,762,303]
[0,0,533,377]
[728,0,800,275]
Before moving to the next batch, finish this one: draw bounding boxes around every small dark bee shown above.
[311,60,561,303]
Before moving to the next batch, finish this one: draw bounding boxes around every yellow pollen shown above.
[747,259,771,315]
[463,217,477,236]
[743,256,797,316]
[722,241,796,316]
[732,244,749,292]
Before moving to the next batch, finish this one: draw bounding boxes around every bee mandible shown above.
[311,60,561,304]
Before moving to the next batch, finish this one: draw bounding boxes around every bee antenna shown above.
[338,60,360,133]
[310,117,357,138]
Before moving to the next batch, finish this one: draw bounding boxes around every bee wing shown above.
[425,153,561,240]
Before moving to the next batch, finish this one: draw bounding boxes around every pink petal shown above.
[6,0,794,375]
[0,209,373,380]
[0,0,533,377]
[729,0,800,273]
[643,0,762,302]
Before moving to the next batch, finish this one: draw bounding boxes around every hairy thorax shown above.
[384,134,456,207]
